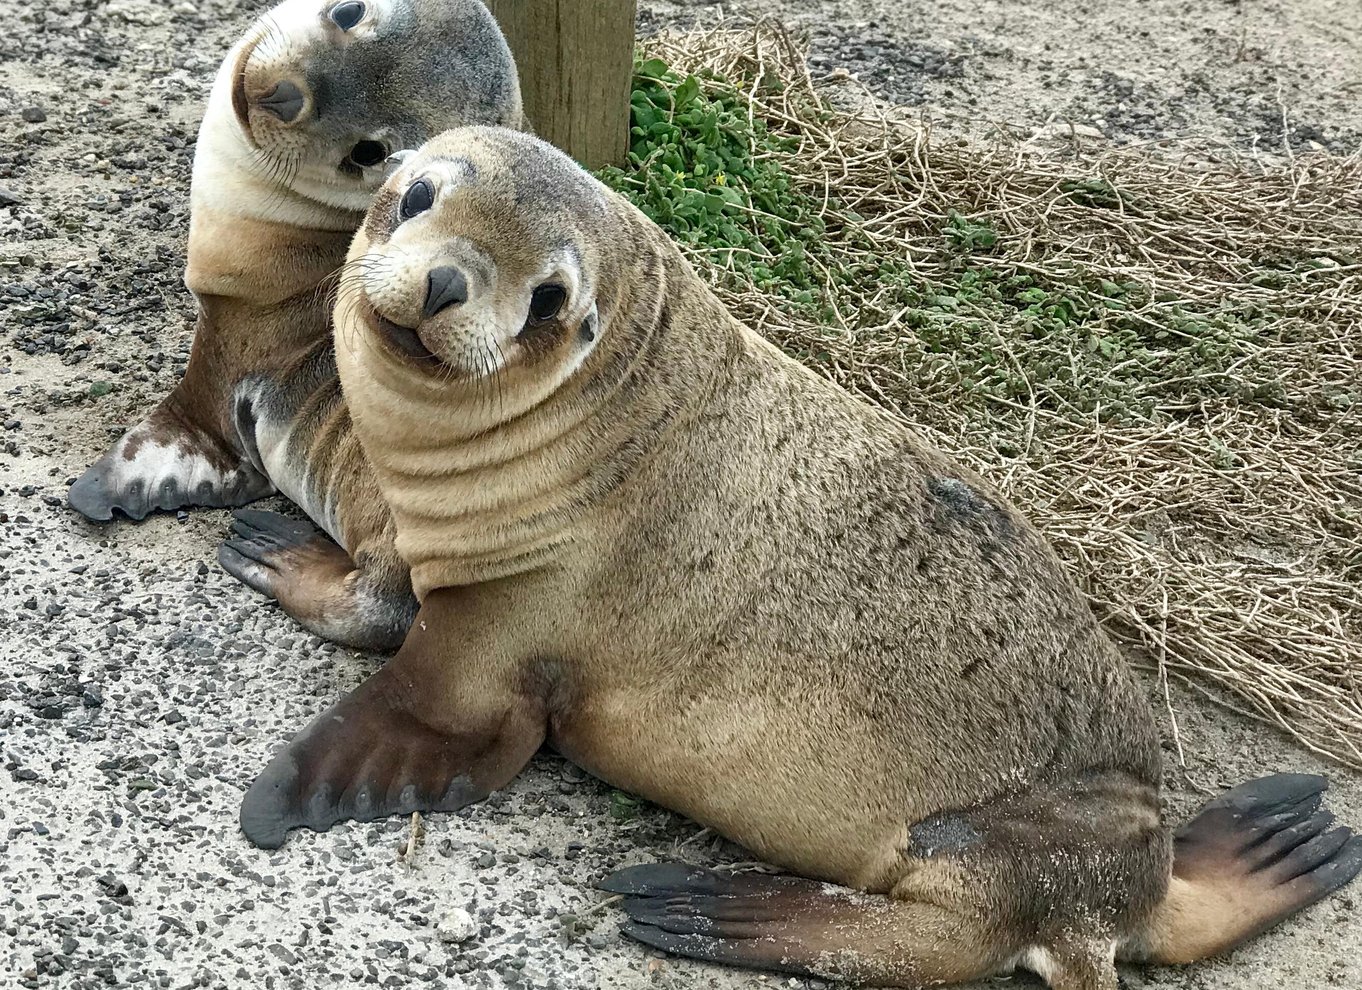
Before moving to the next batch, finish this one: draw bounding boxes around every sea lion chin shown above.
[69,0,523,652]
[252,126,1362,989]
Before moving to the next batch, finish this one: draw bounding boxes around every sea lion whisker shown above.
[483,343,499,415]
[466,343,486,410]
[325,257,372,292]
[490,337,509,417]
[249,146,300,214]
[335,295,368,356]
[256,14,290,66]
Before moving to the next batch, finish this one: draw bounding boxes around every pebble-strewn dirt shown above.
[2,2,1359,988]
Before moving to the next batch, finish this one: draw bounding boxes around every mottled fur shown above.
[241,129,1361,989]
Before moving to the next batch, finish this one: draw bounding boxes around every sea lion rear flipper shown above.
[70,400,272,521]
[240,587,546,849]
[600,863,1016,986]
[1130,773,1362,964]
[219,508,417,652]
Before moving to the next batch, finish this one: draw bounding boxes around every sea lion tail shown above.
[1126,773,1362,964]
[599,862,1013,987]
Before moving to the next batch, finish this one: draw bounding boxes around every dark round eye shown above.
[528,284,567,322]
[329,1,366,30]
[399,178,435,220]
[348,140,387,168]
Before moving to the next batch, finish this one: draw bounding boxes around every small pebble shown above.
[436,908,477,944]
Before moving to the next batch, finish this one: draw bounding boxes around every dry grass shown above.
[648,24,1362,767]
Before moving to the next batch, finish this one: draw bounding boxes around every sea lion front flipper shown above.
[219,508,417,652]
[69,400,272,521]
[240,587,547,849]
[1132,773,1362,964]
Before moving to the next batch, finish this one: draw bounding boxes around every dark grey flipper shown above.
[1173,773,1362,899]
[219,508,416,653]
[240,591,545,848]
[601,863,902,979]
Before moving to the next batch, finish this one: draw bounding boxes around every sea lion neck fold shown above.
[337,221,737,596]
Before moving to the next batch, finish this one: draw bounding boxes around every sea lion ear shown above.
[579,300,599,343]
[384,149,417,179]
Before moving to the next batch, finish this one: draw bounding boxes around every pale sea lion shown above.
[239,128,1361,989]
[66,0,521,650]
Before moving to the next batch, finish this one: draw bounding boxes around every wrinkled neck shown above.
[341,240,737,597]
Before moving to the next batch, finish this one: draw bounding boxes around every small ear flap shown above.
[384,149,416,179]
[580,301,599,342]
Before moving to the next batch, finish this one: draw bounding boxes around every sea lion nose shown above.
[257,80,305,122]
[423,266,468,320]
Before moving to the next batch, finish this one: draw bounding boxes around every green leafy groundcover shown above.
[594,57,1290,425]
[596,57,826,310]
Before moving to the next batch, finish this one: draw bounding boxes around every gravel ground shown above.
[645,0,1362,152]
[2,1,1359,988]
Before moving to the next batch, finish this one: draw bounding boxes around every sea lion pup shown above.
[66,0,522,651]
[240,128,1361,989]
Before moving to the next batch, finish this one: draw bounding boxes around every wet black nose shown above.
[257,80,305,122]
[424,266,468,320]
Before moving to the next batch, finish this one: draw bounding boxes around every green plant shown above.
[1060,177,1126,209]
[597,58,1284,426]
[944,211,998,252]
[608,789,643,822]
[596,57,828,312]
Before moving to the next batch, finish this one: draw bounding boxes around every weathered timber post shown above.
[487,0,638,169]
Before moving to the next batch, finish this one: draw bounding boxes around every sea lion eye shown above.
[329,1,365,30]
[348,140,387,168]
[529,284,567,322]
[399,178,435,220]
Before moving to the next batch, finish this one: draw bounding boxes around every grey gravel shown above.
[2,1,1360,988]
[645,0,1362,153]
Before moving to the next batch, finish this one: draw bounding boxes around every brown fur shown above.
[69,0,525,651]
[240,129,1361,987]
[188,207,412,649]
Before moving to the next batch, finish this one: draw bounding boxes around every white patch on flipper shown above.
[1015,942,1117,984]
[94,421,274,512]
[1019,946,1059,983]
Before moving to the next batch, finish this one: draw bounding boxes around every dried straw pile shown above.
[649,25,1362,767]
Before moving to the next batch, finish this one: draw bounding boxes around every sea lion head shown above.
[337,127,648,413]
[226,0,522,207]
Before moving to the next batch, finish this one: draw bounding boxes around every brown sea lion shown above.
[66,0,522,651]
[239,128,1362,989]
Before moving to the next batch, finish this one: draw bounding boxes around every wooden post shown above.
[487,0,637,170]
